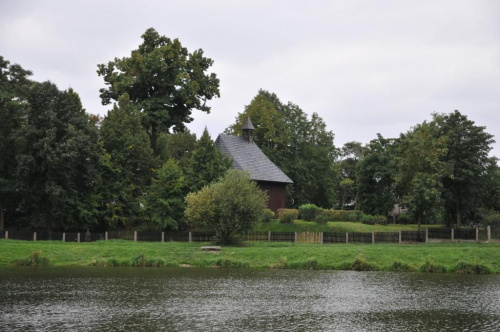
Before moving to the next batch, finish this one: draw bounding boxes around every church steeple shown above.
[242,117,255,143]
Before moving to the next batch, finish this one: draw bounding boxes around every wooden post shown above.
[62,232,66,242]
[451,228,454,242]
[425,228,429,243]
[33,232,37,241]
[372,232,375,244]
[5,230,7,240]
[134,231,137,242]
[189,231,192,243]
[77,233,80,243]
[487,226,491,243]
[346,232,349,244]
[294,232,297,243]
[105,231,108,241]
[399,230,402,244]
[161,232,164,243]
[476,227,479,242]
[320,232,324,244]
[268,231,271,242]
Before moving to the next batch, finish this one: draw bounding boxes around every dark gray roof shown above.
[215,134,293,184]
[242,117,255,130]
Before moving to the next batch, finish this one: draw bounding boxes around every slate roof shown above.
[215,134,293,184]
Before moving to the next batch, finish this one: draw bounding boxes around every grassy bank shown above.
[254,220,442,233]
[1,239,499,274]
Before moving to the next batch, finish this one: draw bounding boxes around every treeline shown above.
[2,28,500,233]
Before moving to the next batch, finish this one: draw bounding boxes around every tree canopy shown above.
[97,28,220,154]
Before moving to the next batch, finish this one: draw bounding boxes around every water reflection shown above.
[0,267,499,331]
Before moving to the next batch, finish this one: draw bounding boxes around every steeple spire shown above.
[242,117,255,143]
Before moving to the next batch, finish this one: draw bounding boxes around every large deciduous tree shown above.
[97,28,220,154]
[0,56,32,230]
[16,82,102,231]
[185,169,268,244]
[431,111,495,227]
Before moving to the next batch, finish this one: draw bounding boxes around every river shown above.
[0,267,499,331]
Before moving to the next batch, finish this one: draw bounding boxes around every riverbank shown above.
[1,239,499,273]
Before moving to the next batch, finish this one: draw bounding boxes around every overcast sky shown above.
[2,1,500,156]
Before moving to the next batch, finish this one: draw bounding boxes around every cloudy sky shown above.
[2,1,500,156]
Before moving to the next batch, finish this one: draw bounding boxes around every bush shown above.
[299,204,322,221]
[398,213,410,224]
[478,208,500,227]
[262,209,275,223]
[419,260,447,273]
[453,261,491,274]
[314,213,329,224]
[318,209,364,222]
[277,209,299,224]
[361,213,388,225]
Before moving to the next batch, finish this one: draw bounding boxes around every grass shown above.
[1,239,499,273]
[255,220,442,233]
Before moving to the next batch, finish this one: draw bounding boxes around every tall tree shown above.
[356,134,396,216]
[431,111,495,227]
[156,129,197,168]
[0,56,32,230]
[97,28,220,154]
[336,141,365,208]
[98,93,154,228]
[185,128,231,193]
[394,122,449,229]
[16,82,101,231]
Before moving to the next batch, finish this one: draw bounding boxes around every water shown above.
[0,267,499,331]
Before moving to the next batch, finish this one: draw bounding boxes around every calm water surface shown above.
[0,267,499,331]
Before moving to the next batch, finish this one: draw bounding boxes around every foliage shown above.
[361,214,387,225]
[336,141,365,208]
[16,81,102,231]
[262,209,276,223]
[225,90,338,208]
[299,204,321,221]
[97,28,220,154]
[477,208,500,227]
[184,128,231,193]
[156,130,197,167]
[185,169,268,244]
[144,159,185,230]
[453,261,491,274]
[276,209,300,224]
[318,209,363,222]
[98,93,154,228]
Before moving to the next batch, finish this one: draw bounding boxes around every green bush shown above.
[299,204,322,221]
[314,213,329,224]
[318,209,364,222]
[398,213,410,224]
[350,252,376,271]
[277,209,299,224]
[478,208,500,227]
[361,213,388,225]
[262,209,276,223]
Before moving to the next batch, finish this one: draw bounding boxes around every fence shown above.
[1,226,498,244]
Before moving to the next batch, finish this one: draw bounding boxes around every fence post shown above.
[372,232,375,244]
[62,232,66,242]
[189,231,192,243]
[77,233,80,243]
[346,232,349,244]
[5,230,7,240]
[476,227,479,242]
[451,228,454,242]
[399,230,402,244]
[425,228,429,243]
[268,231,271,242]
[33,232,37,241]
[161,232,164,243]
[487,226,491,243]
[320,232,324,245]
[294,232,297,243]
[105,231,108,241]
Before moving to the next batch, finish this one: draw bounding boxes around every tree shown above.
[185,128,232,193]
[0,56,32,230]
[156,129,197,167]
[16,82,101,231]
[431,111,495,227]
[98,93,154,228]
[336,141,365,208]
[356,134,396,216]
[97,28,220,154]
[144,159,185,230]
[225,90,338,207]
[185,169,268,244]
[394,122,449,229]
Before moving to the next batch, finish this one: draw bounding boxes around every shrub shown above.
[398,213,410,224]
[419,260,447,273]
[314,213,329,224]
[453,261,491,274]
[299,204,322,221]
[16,250,50,266]
[390,260,412,272]
[361,213,388,225]
[350,252,376,271]
[276,209,299,224]
[262,209,275,223]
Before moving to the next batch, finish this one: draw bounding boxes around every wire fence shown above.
[1,227,498,244]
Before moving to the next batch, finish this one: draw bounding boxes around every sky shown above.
[2,1,500,156]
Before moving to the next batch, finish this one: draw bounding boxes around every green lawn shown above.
[1,239,498,273]
[254,220,442,233]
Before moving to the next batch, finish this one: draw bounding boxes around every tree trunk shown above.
[149,123,158,156]
[456,203,462,227]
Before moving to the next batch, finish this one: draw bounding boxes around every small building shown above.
[215,117,293,211]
